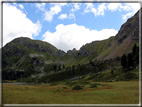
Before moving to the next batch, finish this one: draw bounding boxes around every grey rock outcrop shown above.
[75,46,89,59]
[56,49,66,58]
[67,48,77,58]
[29,57,42,65]
[115,7,140,43]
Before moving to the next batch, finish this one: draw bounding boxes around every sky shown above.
[3,1,141,52]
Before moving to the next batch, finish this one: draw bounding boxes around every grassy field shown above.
[2,81,139,104]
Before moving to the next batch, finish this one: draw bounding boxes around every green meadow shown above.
[2,81,139,104]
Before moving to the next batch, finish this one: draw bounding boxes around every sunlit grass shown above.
[2,81,139,104]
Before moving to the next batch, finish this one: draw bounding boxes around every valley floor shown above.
[2,81,139,104]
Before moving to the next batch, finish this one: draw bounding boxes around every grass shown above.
[2,81,139,104]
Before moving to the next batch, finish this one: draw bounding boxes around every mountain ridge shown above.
[2,7,141,80]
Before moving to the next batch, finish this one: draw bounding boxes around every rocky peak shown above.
[56,49,66,58]
[75,46,89,59]
[115,7,141,43]
[67,48,77,58]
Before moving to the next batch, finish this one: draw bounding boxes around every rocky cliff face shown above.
[67,48,77,58]
[75,46,89,59]
[115,7,140,43]
[56,50,66,58]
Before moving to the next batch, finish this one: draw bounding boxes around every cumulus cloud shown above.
[84,3,140,21]
[121,3,140,21]
[35,3,45,11]
[58,13,75,20]
[44,3,67,22]
[107,3,122,12]
[3,3,42,47]
[18,4,24,9]
[42,23,118,52]
[84,3,106,17]
[69,13,75,20]
[107,3,140,21]
[58,14,68,20]
[44,5,61,22]
[122,12,133,20]
[107,3,140,12]
[70,3,81,12]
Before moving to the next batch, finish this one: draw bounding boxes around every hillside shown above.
[2,8,140,81]
[63,7,140,65]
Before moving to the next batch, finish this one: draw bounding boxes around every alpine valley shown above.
[2,8,140,83]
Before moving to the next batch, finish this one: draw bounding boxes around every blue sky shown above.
[3,2,141,52]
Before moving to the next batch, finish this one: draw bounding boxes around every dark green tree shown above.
[135,47,139,64]
[132,44,137,57]
[62,64,65,69]
[132,44,139,65]
[111,69,113,75]
[58,65,61,71]
[121,54,127,68]
[127,53,133,68]
[72,65,75,74]
[53,64,57,71]
[90,59,93,65]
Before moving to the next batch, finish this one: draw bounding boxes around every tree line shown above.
[121,44,139,71]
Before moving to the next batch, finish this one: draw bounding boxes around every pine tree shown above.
[127,53,133,68]
[121,54,127,68]
[132,44,137,57]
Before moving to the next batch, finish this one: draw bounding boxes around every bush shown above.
[63,86,67,89]
[125,72,136,80]
[90,84,97,88]
[72,85,82,90]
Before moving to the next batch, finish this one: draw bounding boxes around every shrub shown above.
[125,72,136,80]
[63,86,67,89]
[72,85,82,90]
[90,84,97,88]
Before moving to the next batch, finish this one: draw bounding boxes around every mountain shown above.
[70,7,140,63]
[2,8,141,80]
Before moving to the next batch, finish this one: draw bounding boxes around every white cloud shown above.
[107,3,140,21]
[122,12,133,20]
[97,3,106,16]
[50,3,67,7]
[69,13,75,20]
[107,3,140,13]
[3,3,42,47]
[84,3,95,13]
[123,3,140,13]
[44,3,67,22]
[84,3,140,21]
[58,14,67,20]
[70,3,81,12]
[121,3,140,21]
[42,23,118,52]
[19,4,24,9]
[35,3,45,11]
[107,3,122,12]
[44,5,61,22]
[58,13,76,20]
[84,3,106,17]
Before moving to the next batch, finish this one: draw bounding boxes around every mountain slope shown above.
[2,37,66,71]
[73,7,140,62]
[2,8,141,80]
